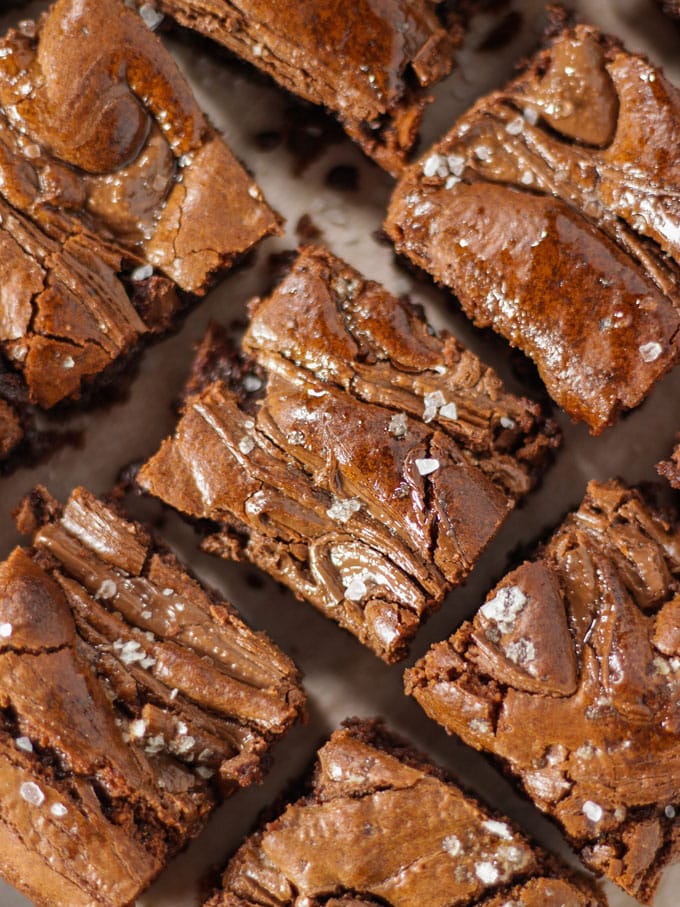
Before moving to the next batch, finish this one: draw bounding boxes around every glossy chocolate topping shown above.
[205,719,603,907]
[146,0,464,175]
[138,246,558,661]
[406,480,680,904]
[0,486,304,907]
[0,0,279,409]
[386,13,680,432]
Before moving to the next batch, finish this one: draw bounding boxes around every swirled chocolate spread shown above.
[0,485,304,907]
[0,0,280,411]
[407,480,680,904]
[135,0,465,175]
[204,719,604,907]
[138,246,559,662]
[386,11,680,433]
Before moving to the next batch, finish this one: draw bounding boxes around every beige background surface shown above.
[0,0,679,904]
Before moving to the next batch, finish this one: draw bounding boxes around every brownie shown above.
[138,246,559,662]
[385,10,680,434]
[0,486,305,907]
[203,718,604,907]
[0,0,280,411]
[659,442,680,488]
[406,479,680,904]
[0,394,22,462]
[139,0,465,176]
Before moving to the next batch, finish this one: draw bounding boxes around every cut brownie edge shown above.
[406,479,680,903]
[138,245,559,661]
[203,718,604,907]
[0,485,304,907]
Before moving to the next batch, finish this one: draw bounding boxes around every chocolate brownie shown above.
[138,246,559,662]
[659,442,680,488]
[386,10,680,433]
[0,486,305,907]
[0,0,280,411]
[0,394,22,462]
[138,0,465,176]
[406,479,680,904]
[203,718,604,907]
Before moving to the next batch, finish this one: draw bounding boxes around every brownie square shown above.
[406,479,680,904]
[138,246,558,662]
[203,718,604,907]
[0,486,305,907]
[0,0,280,411]
[141,0,464,175]
[386,10,680,434]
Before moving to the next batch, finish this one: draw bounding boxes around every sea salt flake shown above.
[665,805,676,818]
[326,497,362,522]
[243,374,263,392]
[129,719,147,739]
[97,579,117,600]
[415,458,439,476]
[423,153,444,178]
[139,3,164,29]
[583,800,604,823]
[520,170,534,185]
[239,436,255,455]
[287,430,305,445]
[15,737,33,753]
[141,610,152,620]
[196,766,214,779]
[447,154,465,176]
[505,638,536,666]
[470,718,491,734]
[439,402,458,421]
[475,861,499,884]
[388,413,408,438]
[500,416,516,429]
[523,106,539,125]
[639,341,662,363]
[131,264,153,281]
[0,622,12,638]
[442,834,461,855]
[474,145,492,162]
[505,116,524,135]
[169,688,179,700]
[62,356,75,369]
[483,820,513,840]
[50,802,68,818]
[145,734,165,755]
[480,585,527,634]
[20,781,45,806]
[423,390,446,422]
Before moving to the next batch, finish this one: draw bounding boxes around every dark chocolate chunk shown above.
[203,719,604,907]
[143,0,465,175]
[138,246,559,662]
[406,480,680,904]
[0,486,304,907]
[386,12,680,433]
[0,0,280,411]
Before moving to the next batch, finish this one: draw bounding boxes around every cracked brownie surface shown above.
[203,718,604,907]
[138,245,558,662]
[0,0,280,411]
[0,486,304,907]
[386,10,680,433]
[140,0,464,176]
[406,479,680,904]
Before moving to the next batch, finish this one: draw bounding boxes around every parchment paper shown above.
[0,1,679,905]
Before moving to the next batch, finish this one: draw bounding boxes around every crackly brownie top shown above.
[0,0,279,409]
[0,486,303,907]
[0,396,21,459]
[407,480,680,903]
[138,245,558,661]
[151,0,463,174]
[386,12,680,433]
[205,719,602,907]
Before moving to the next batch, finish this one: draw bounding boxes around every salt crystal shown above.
[129,719,147,739]
[505,638,536,666]
[474,145,492,162]
[174,735,196,755]
[415,458,439,476]
[50,802,68,818]
[197,766,214,779]
[483,820,513,840]
[326,498,362,522]
[252,44,263,56]
[15,737,33,753]
[139,3,164,29]
[439,402,458,421]
[243,374,263,392]
[523,106,539,125]
[131,264,153,281]
[163,588,174,597]
[520,170,534,185]
[24,143,40,159]
[388,413,408,438]
[198,748,212,763]
[639,341,662,363]
[62,356,75,369]
[423,153,444,178]
[445,176,459,189]
[470,718,491,734]
[20,781,45,807]
[239,436,255,455]
[423,390,446,423]
[287,430,305,445]
[583,800,603,823]
[141,610,152,620]
[475,861,499,884]
[447,154,465,176]
[480,585,527,634]
[0,623,12,638]
[140,656,156,670]
[247,185,260,199]
[97,579,117,600]
[505,116,524,135]
[500,416,516,429]
[665,805,676,819]
[169,688,179,700]
[442,834,461,855]
[145,734,165,755]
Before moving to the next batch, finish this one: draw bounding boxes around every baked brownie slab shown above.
[0,486,304,907]
[203,718,604,907]
[139,0,464,176]
[406,479,680,904]
[386,11,680,433]
[138,245,558,662]
[0,0,280,410]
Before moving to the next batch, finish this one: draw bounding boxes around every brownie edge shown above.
[203,718,604,907]
[0,486,305,907]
